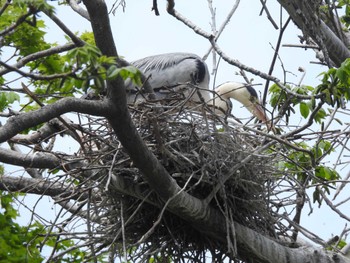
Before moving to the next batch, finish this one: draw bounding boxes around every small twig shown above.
[166,0,213,40]
[120,201,128,263]
[259,0,279,29]
[105,142,122,191]
[21,83,87,153]
[152,0,160,16]
[0,61,74,81]
[317,185,350,222]
[203,1,240,61]
[282,44,320,49]
[42,8,85,46]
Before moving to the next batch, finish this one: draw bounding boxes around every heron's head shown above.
[215,82,268,124]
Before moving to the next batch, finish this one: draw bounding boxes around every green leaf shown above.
[106,65,142,86]
[299,102,310,118]
[314,108,327,123]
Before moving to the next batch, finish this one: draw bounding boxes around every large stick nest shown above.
[76,99,279,261]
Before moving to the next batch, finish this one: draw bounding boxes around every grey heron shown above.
[127,52,269,126]
[127,52,210,103]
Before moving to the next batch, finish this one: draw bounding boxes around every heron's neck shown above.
[216,84,246,104]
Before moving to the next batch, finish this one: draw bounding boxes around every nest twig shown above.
[64,97,279,261]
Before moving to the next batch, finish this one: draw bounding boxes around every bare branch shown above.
[203,1,240,61]
[67,0,90,20]
[42,8,85,46]
[0,43,77,77]
[0,147,61,169]
[0,175,85,199]
[262,17,291,106]
[0,97,110,144]
[0,60,75,80]
[166,0,213,40]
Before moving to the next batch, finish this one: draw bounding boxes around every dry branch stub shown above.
[76,97,280,260]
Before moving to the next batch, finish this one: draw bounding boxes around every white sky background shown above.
[9,0,349,247]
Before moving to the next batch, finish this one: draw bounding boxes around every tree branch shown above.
[0,43,77,77]
[0,9,34,36]
[67,0,90,21]
[278,0,350,66]
[42,8,85,46]
[166,0,213,39]
[0,97,110,144]
[0,175,85,199]
[0,147,60,169]
[0,61,75,81]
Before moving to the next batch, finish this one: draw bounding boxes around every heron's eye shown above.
[250,96,258,103]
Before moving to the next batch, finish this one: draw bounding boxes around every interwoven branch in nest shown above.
[75,99,279,261]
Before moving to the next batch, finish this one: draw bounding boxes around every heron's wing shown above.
[132,53,209,88]
[127,53,210,103]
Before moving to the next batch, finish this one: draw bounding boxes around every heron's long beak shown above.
[251,102,276,133]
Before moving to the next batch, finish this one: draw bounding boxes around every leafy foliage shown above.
[268,62,350,205]
[0,189,44,263]
[0,92,20,112]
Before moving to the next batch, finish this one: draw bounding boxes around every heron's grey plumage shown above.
[126,53,210,103]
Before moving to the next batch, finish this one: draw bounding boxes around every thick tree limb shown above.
[278,0,350,66]
[0,175,87,200]
[0,97,109,143]
[0,147,61,169]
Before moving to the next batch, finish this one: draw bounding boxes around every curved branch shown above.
[42,8,85,46]
[0,147,60,168]
[166,0,213,39]
[9,115,85,146]
[67,0,90,21]
[0,175,85,199]
[0,43,77,77]
[0,60,74,80]
[209,37,281,83]
[0,97,110,144]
